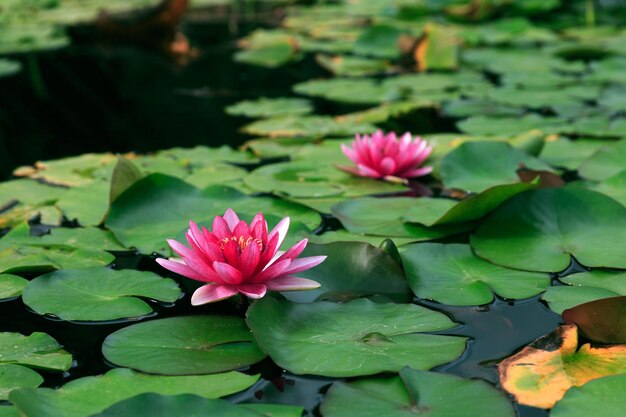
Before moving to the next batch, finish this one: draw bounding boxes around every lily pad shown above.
[498,325,626,409]
[0,275,28,300]
[353,24,404,58]
[282,241,411,303]
[562,296,626,344]
[246,297,467,377]
[106,174,320,254]
[543,270,626,314]
[457,114,563,136]
[550,374,626,417]
[321,368,515,417]
[23,268,180,321]
[592,170,626,207]
[439,141,552,192]
[293,78,399,105]
[578,139,626,181]
[0,332,71,371]
[241,115,375,138]
[9,368,259,417]
[471,188,626,272]
[540,137,610,171]
[316,54,390,77]
[226,97,313,118]
[401,243,549,306]
[102,316,265,375]
[0,364,43,400]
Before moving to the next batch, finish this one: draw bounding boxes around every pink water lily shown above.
[156,209,325,305]
[337,130,433,181]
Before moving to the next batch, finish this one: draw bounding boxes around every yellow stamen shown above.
[220,236,263,251]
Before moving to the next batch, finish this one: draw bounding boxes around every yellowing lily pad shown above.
[498,325,626,409]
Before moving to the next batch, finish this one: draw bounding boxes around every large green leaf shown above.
[9,368,259,417]
[471,188,626,272]
[106,174,320,254]
[0,274,27,300]
[102,316,265,375]
[550,374,626,417]
[22,268,180,321]
[402,243,549,306]
[321,368,515,417]
[0,332,71,371]
[282,241,411,303]
[246,297,467,377]
[439,141,552,192]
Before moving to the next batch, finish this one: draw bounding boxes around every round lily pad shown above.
[471,188,626,272]
[321,368,515,417]
[102,316,266,375]
[551,374,626,417]
[578,139,626,181]
[401,243,549,306]
[246,297,467,377]
[439,141,552,192]
[22,268,180,321]
[8,368,258,417]
[226,97,313,118]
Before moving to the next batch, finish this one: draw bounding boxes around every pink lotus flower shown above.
[338,130,433,181]
[156,209,325,305]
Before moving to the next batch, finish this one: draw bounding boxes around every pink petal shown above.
[266,276,321,291]
[341,144,358,163]
[233,220,251,237]
[252,259,291,283]
[281,255,327,275]
[212,215,230,239]
[335,164,363,176]
[267,216,290,252]
[238,284,267,299]
[379,157,397,176]
[191,284,238,305]
[400,166,433,178]
[213,261,243,285]
[259,233,280,267]
[223,208,240,231]
[275,238,308,263]
[357,163,383,178]
[250,213,267,241]
[239,240,261,279]
[222,239,241,270]
[167,239,220,280]
[156,258,208,282]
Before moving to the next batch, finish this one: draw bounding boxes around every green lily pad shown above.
[58,181,110,226]
[0,275,28,300]
[0,406,18,417]
[106,174,320,254]
[226,97,313,118]
[543,269,626,314]
[321,368,515,417]
[439,141,552,192]
[550,374,626,417]
[102,316,265,375]
[0,60,21,78]
[92,393,297,417]
[353,25,404,58]
[0,179,66,207]
[471,188,626,272]
[293,78,399,105]
[578,139,626,181]
[282,241,411,303]
[0,332,71,371]
[244,161,409,199]
[540,137,610,171]
[241,115,375,138]
[246,297,467,377]
[592,170,626,207]
[22,268,180,321]
[9,368,259,417]
[316,54,390,77]
[13,153,117,187]
[309,230,419,247]
[457,114,564,136]
[0,364,43,400]
[402,243,549,306]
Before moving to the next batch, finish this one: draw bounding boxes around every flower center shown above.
[220,235,263,252]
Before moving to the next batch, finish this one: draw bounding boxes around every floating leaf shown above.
[9,368,259,417]
[0,364,42,400]
[353,24,404,58]
[415,23,459,71]
[321,368,515,417]
[293,78,399,105]
[472,188,626,272]
[246,297,467,377]
[241,115,375,138]
[0,274,27,300]
[316,54,390,77]
[539,137,609,171]
[23,268,180,321]
[226,97,313,118]
[550,374,626,417]
[578,139,626,181]
[439,141,552,192]
[281,241,411,303]
[498,325,626,409]
[457,114,563,136]
[0,332,71,371]
[102,316,265,375]
[563,296,626,344]
[592,170,626,207]
[402,243,549,306]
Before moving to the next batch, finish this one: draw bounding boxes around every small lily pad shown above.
[0,275,28,300]
[246,297,467,377]
[102,316,266,375]
[0,364,43,400]
[23,268,180,321]
[0,332,71,371]
[226,97,313,118]
[578,139,626,181]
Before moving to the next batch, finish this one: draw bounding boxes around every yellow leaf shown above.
[498,325,626,409]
